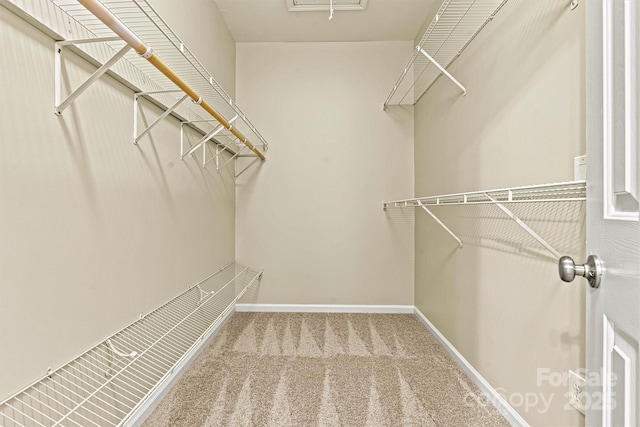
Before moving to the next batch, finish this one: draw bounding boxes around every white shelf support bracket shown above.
[182,123,225,159]
[105,339,138,359]
[219,145,246,174]
[570,0,579,10]
[54,38,131,115]
[196,285,215,306]
[417,47,467,96]
[181,115,237,160]
[417,201,463,249]
[133,91,188,144]
[209,137,240,168]
[213,145,220,169]
[235,157,261,179]
[485,194,562,259]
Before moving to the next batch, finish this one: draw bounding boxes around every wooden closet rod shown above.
[77,0,266,161]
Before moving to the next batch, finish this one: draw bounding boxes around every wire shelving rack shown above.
[4,0,268,163]
[384,181,586,258]
[384,0,509,108]
[0,262,263,427]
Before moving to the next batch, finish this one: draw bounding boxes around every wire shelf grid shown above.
[383,181,587,209]
[384,181,586,259]
[384,0,509,107]
[0,262,263,427]
[50,0,267,153]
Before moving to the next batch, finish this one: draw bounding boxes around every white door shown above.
[585,0,640,425]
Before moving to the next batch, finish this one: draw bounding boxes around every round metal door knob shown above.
[558,255,602,288]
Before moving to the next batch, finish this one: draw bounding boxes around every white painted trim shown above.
[413,307,529,427]
[235,303,414,314]
[124,307,236,426]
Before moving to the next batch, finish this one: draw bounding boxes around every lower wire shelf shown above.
[0,262,263,427]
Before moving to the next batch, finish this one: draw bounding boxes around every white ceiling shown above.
[212,0,439,43]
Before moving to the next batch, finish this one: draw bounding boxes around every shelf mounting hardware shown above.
[234,157,261,179]
[191,124,226,160]
[181,119,224,162]
[209,137,238,168]
[181,116,237,160]
[417,47,467,96]
[54,37,131,115]
[219,145,246,174]
[133,90,188,144]
[484,193,562,259]
[196,285,215,306]
[105,339,138,359]
[416,201,464,248]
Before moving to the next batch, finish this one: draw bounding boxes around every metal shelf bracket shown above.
[180,116,240,168]
[234,156,261,179]
[208,139,235,167]
[54,37,131,115]
[196,284,215,306]
[417,47,467,96]
[484,193,562,259]
[417,201,464,248]
[133,90,188,144]
[105,339,138,359]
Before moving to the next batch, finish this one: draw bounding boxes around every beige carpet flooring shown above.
[142,312,509,426]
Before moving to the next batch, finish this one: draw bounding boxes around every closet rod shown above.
[77,0,265,161]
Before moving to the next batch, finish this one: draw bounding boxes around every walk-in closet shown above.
[1,0,638,426]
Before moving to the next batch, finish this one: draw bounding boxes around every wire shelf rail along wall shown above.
[384,181,587,259]
[2,0,268,168]
[384,0,509,109]
[0,262,263,427]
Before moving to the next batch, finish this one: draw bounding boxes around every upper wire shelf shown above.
[384,0,509,108]
[50,0,268,156]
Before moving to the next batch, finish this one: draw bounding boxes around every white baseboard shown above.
[413,307,529,427]
[125,306,237,426]
[235,303,415,314]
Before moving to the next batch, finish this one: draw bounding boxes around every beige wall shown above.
[235,42,415,306]
[0,0,236,401]
[413,1,586,426]
[149,0,236,96]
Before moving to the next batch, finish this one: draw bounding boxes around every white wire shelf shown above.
[0,262,263,427]
[4,0,268,160]
[384,181,587,208]
[384,181,586,258]
[384,0,509,108]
